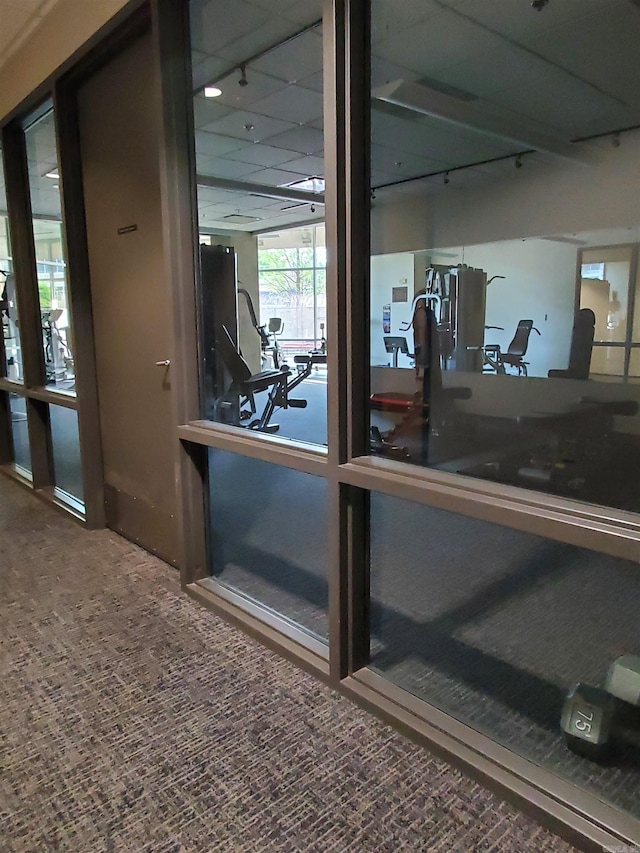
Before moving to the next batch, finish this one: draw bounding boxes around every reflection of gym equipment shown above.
[483,319,540,376]
[548,308,595,380]
[399,264,491,373]
[383,335,410,367]
[371,303,471,462]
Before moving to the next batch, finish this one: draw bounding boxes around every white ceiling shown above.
[193,0,640,233]
[0,0,63,73]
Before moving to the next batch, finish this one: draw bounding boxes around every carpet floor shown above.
[0,475,577,852]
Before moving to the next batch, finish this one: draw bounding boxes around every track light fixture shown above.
[515,155,523,169]
[443,172,450,185]
[531,0,550,9]
[238,64,248,87]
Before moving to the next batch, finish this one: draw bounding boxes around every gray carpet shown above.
[0,475,576,853]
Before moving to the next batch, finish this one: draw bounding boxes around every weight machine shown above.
[199,243,326,432]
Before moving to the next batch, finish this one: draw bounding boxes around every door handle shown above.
[155,359,170,367]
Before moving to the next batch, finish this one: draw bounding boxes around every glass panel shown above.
[589,345,625,380]
[370,491,640,820]
[368,1,640,514]
[629,348,640,380]
[633,252,640,343]
[50,404,83,504]
[190,0,327,447]
[9,394,30,474]
[580,247,632,343]
[207,448,328,640]
[24,106,76,395]
[0,145,24,382]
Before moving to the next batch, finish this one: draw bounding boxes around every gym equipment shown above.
[605,655,640,707]
[561,682,640,762]
[216,324,325,433]
[548,308,595,380]
[371,303,471,462]
[383,335,410,367]
[483,319,540,376]
[399,264,490,373]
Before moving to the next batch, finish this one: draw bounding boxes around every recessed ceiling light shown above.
[204,86,223,98]
[44,169,59,179]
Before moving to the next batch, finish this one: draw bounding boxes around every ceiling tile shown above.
[216,17,304,65]
[371,0,440,44]
[251,85,323,125]
[197,158,260,180]
[278,0,322,25]
[296,70,323,93]
[250,29,323,82]
[194,130,252,158]
[202,110,298,143]
[192,96,234,129]
[278,154,325,176]
[266,126,324,153]
[454,0,622,45]
[0,7,32,55]
[224,144,302,167]
[377,10,504,78]
[189,0,270,54]
[249,167,308,185]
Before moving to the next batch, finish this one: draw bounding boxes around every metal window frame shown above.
[156,0,640,847]
[0,0,638,846]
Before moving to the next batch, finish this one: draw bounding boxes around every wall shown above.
[371,131,640,254]
[460,239,576,377]
[370,253,415,367]
[0,0,130,120]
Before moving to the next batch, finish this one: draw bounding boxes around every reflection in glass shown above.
[9,394,30,473]
[207,448,328,640]
[580,247,632,343]
[368,1,640,513]
[0,147,24,382]
[190,0,326,447]
[24,107,75,395]
[50,405,83,504]
[369,491,640,821]
[590,345,625,379]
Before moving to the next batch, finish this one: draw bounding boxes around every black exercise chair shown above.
[548,309,595,380]
[484,319,540,376]
[216,325,294,432]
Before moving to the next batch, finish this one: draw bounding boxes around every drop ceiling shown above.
[193,0,640,233]
[0,0,63,73]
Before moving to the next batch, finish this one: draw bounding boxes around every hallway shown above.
[0,476,575,852]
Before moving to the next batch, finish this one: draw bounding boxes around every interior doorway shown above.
[77,29,178,565]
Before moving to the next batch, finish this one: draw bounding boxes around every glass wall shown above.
[24,105,75,395]
[190,0,327,448]
[369,491,640,820]
[0,144,24,383]
[367,0,640,515]
[50,405,83,504]
[208,449,328,639]
[8,394,30,475]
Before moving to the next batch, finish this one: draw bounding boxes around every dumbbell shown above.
[561,657,640,762]
[605,655,640,707]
